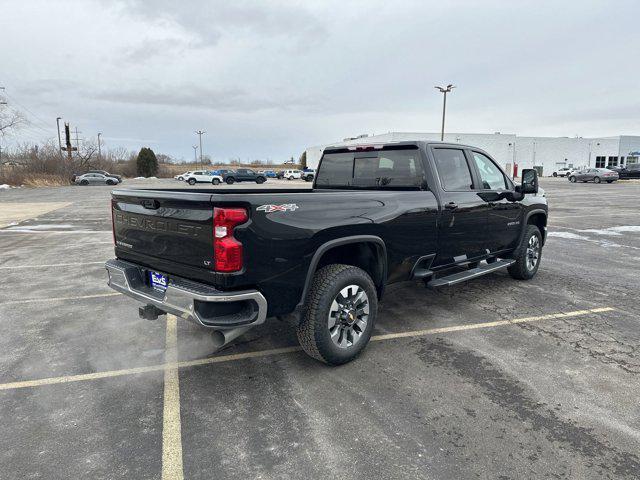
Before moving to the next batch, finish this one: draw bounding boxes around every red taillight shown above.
[213,207,248,272]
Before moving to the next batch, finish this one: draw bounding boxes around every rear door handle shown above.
[445,202,458,210]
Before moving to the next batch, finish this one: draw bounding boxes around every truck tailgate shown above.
[112,190,214,270]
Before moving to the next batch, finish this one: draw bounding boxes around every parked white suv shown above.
[184,171,223,185]
[283,169,302,180]
[551,167,572,177]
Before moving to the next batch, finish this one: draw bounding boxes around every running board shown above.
[427,259,515,288]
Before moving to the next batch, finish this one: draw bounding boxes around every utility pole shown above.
[62,122,77,162]
[0,87,6,105]
[97,132,102,160]
[434,84,455,141]
[195,130,205,169]
[192,145,198,164]
[56,117,63,157]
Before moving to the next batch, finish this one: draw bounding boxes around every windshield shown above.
[315,147,424,189]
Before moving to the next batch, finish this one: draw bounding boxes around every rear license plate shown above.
[149,271,168,292]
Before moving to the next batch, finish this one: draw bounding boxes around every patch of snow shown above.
[133,176,158,180]
[0,184,11,189]
[578,225,640,236]
[6,224,75,231]
[547,231,589,240]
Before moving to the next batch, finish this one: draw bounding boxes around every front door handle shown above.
[445,202,458,210]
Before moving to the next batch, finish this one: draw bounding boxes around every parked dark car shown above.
[614,163,640,179]
[568,168,619,183]
[106,141,547,365]
[222,168,266,184]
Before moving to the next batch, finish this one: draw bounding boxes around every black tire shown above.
[569,176,576,183]
[212,178,220,185]
[178,176,183,181]
[553,172,557,177]
[508,225,542,280]
[607,180,613,183]
[80,179,89,186]
[297,264,377,365]
[226,177,235,184]
[287,176,292,181]
[256,177,265,184]
[188,178,196,185]
[106,180,115,185]
[594,177,601,184]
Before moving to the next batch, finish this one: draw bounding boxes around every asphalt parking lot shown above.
[1,177,639,479]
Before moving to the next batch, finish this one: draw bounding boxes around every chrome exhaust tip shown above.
[210,325,253,350]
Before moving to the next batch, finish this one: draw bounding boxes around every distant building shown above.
[305,132,640,176]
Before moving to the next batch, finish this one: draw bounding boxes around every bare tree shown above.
[0,106,25,137]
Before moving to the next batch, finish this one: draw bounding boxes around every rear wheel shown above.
[106,179,115,185]
[80,179,89,186]
[297,264,377,365]
[607,180,614,183]
[212,178,220,185]
[594,176,601,184]
[553,172,557,177]
[178,176,183,181]
[188,178,196,185]
[226,177,235,184]
[569,176,576,183]
[508,225,542,280]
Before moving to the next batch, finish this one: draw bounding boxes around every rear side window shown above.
[432,148,473,191]
[315,148,424,189]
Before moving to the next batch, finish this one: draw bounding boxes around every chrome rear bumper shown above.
[105,259,267,329]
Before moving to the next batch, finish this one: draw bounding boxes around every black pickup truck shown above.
[106,141,547,364]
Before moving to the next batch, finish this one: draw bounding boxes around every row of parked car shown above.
[552,164,640,182]
[175,168,316,185]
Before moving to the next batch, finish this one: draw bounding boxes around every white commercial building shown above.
[306,132,640,177]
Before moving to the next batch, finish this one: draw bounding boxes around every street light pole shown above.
[97,132,102,160]
[195,130,205,169]
[192,145,198,164]
[435,84,455,141]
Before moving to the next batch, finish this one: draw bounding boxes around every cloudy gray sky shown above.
[1,0,639,161]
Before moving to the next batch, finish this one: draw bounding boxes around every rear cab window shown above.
[315,146,425,189]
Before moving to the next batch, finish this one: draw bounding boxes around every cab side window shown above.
[471,151,508,190]
[432,148,473,191]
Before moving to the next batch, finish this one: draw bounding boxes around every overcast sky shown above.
[1,0,639,162]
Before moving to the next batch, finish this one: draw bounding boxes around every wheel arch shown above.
[525,209,547,245]
[296,235,387,310]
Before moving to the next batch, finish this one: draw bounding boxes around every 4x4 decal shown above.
[256,204,299,213]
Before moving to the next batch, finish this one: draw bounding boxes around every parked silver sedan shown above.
[568,168,619,184]
[74,172,121,186]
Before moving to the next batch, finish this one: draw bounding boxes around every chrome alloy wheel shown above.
[526,235,540,271]
[328,284,369,349]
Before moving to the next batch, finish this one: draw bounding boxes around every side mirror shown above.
[521,168,539,194]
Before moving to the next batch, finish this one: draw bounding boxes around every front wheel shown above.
[594,177,601,184]
[297,264,377,365]
[553,172,557,177]
[212,178,220,185]
[256,177,265,184]
[569,176,576,183]
[226,177,235,184]
[188,178,196,185]
[80,179,89,186]
[508,225,542,280]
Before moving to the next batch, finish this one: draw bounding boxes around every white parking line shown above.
[0,261,106,270]
[161,315,184,480]
[0,307,614,391]
[0,292,121,306]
